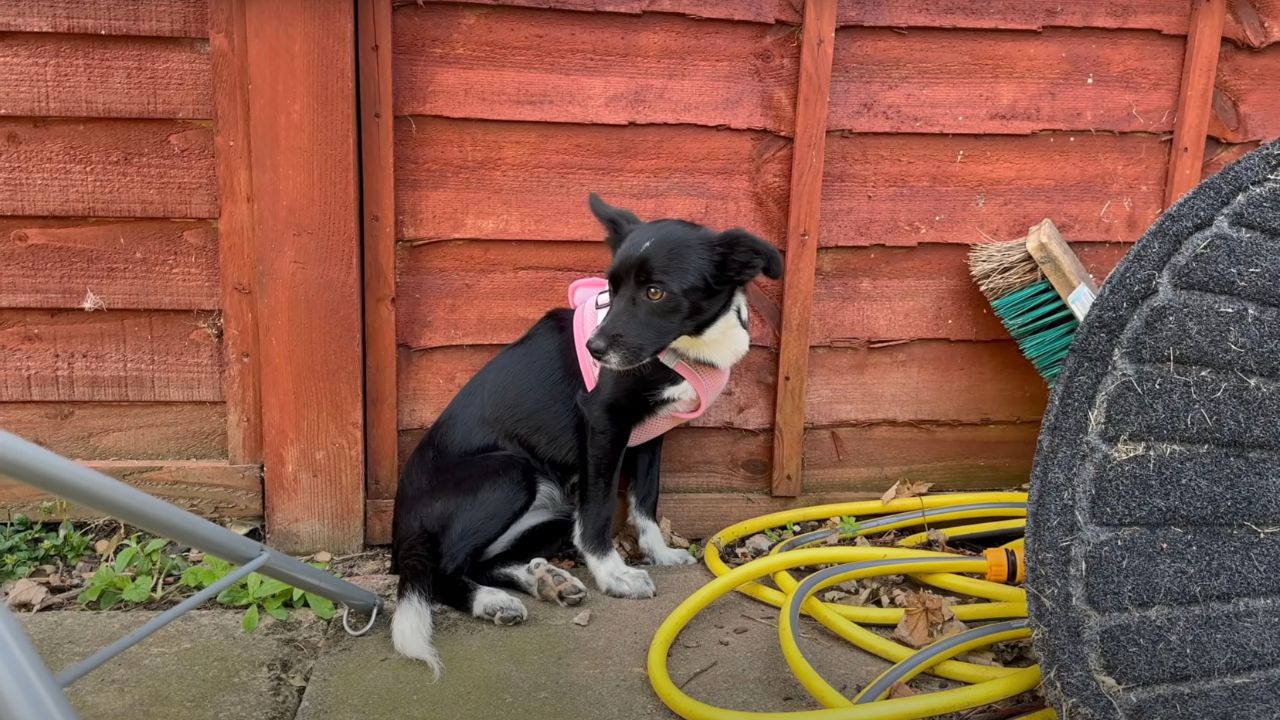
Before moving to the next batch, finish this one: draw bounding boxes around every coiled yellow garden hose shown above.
[647,492,1056,720]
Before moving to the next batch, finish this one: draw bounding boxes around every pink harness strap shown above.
[568,278,730,447]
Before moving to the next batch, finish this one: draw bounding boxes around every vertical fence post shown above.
[771,0,837,497]
[210,0,262,466]
[358,0,399,545]
[241,0,366,552]
[1165,0,1227,206]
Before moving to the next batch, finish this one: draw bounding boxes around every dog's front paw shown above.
[596,564,656,599]
[648,545,697,566]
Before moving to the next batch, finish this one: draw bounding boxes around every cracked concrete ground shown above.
[18,565,887,719]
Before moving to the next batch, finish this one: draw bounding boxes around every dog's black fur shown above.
[389,194,782,674]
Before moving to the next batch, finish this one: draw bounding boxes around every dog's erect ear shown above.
[714,229,784,285]
[588,193,641,254]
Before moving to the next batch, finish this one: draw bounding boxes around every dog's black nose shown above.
[586,334,608,361]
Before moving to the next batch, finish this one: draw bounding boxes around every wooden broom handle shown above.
[1025,218,1099,319]
[1025,219,1096,297]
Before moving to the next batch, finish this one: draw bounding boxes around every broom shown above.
[968,219,1099,386]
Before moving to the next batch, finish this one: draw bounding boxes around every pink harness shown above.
[568,278,730,447]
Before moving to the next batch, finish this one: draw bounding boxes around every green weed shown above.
[0,514,93,583]
[183,555,336,632]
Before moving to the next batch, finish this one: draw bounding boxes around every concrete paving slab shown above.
[19,610,326,720]
[297,565,889,720]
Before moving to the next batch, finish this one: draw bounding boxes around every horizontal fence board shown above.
[821,132,1167,247]
[807,341,1047,425]
[0,0,208,38]
[660,427,771,493]
[0,309,223,402]
[828,28,1182,135]
[398,340,1043,430]
[1212,41,1280,142]
[398,345,777,430]
[803,422,1039,492]
[399,0,797,24]
[835,1,1188,33]
[0,461,260,520]
[395,4,797,133]
[396,240,778,349]
[381,421,1036,540]
[0,119,217,218]
[395,118,790,244]
[836,2,1274,48]
[658,491,878,539]
[397,420,1037,495]
[0,402,227,460]
[365,491,878,544]
[398,425,773,494]
[813,242,1131,342]
[0,219,219,310]
[0,33,212,119]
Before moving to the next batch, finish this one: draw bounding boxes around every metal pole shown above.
[0,431,380,614]
[0,604,79,720]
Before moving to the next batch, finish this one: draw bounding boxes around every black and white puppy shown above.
[390,194,783,675]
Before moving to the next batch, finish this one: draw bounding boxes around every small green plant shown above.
[838,515,861,536]
[183,555,336,632]
[1,515,93,583]
[79,535,187,609]
[763,523,802,544]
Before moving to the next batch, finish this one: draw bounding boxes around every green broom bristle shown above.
[989,280,1078,386]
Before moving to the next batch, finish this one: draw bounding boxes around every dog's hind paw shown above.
[472,587,528,626]
[529,559,588,607]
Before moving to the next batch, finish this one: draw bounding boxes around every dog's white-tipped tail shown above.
[392,590,443,680]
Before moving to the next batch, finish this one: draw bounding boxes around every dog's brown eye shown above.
[645,286,665,302]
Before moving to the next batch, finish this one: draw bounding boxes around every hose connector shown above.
[983,547,1025,585]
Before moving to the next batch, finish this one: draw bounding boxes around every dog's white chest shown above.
[661,380,698,408]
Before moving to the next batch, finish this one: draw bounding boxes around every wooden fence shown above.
[1,0,1277,551]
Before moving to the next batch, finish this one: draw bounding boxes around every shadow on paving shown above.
[20,609,327,720]
[297,565,886,720]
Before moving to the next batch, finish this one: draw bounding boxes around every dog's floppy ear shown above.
[714,228,784,285]
[588,193,641,254]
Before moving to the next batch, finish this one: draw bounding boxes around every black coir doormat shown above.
[1026,141,1280,719]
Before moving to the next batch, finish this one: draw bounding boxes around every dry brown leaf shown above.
[880,481,902,504]
[551,558,576,570]
[881,480,935,504]
[892,589,955,648]
[95,527,125,558]
[659,517,690,549]
[614,525,641,561]
[572,610,592,626]
[894,607,932,647]
[6,579,50,611]
[939,618,969,639]
[888,683,917,699]
[820,590,850,603]
[960,649,999,666]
